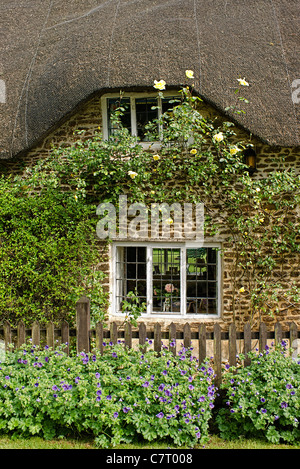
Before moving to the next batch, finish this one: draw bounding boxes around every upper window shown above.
[111,242,221,318]
[101,92,179,142]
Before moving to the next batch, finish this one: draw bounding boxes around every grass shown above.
[0,434,299,450]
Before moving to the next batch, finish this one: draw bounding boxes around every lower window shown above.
[113,243,221,317]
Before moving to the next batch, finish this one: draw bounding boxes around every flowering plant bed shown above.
[217,342,300,444]
[0,341,216,448]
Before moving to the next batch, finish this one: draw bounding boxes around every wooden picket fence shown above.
[1,297,299,386]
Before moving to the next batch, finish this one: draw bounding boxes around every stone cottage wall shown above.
[1,91,300,331]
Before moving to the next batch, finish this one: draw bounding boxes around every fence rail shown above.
[1,297,299,386]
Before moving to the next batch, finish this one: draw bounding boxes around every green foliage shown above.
[121,290,147,327]
[0,177,108,325]
[0,341,216,447]
[0,77,299,325]
[216,343,300,444]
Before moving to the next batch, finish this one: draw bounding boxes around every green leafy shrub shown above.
[0,341,217,447]
[216,343,300,444]
[0,177,108,325]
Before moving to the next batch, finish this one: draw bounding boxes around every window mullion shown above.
[181,247,186,316]
[146,246,152,316]
[131,97,137,137]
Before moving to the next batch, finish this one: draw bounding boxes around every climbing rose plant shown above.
[0,71,299,325]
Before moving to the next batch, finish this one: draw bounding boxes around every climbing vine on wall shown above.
[0,73,299,325]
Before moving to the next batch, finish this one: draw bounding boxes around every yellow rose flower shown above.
[213,132,224,143]
[185,70,194,79]
[128,171,138,179]
[239,287,245,293]
[153,80,166,90]
[237,77,249,86]
[190,148,197,155]
[153,154,160,161]
[230,146,239,155]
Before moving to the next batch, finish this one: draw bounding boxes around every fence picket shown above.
[275,321,282,345]
[17,321,26,349]
[183,323,191,349]
[125,322,132,348]
[95,322,104,355]
[290,321,298,355]
[259,322,267,352]
[76,296,90,353]
[138,322,147,351]
[244,322,251,366]
[61,321,69,355]
[154,323,161,353]
[1,300,299,387]
[169,322,177,356]
[228,322,237,368]
[213,323,222,387]
[32,321,40,347]
[110,322,118,345]
[198,324,206,364]
[4,321,11,351]
[46,322,55,349]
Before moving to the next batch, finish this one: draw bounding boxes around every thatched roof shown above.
[0,0,299,159]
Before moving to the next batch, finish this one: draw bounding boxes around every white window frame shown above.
[110,241,222,319]
[101,91,180,147]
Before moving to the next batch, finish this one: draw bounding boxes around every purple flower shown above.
[281,401,288,409]
[52,385,58,391]
[158,384,165,392]
[106,395,112,400]
[112,352,118,358]
[260,397,265,403]
[142,381,149,388]
[123,407,130,413]
[156,412,164,418]
[162,370,168,376]
[261,409,267,414]
[188,385,194,391]
[95,372,100,379]
[113,412,119,418]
